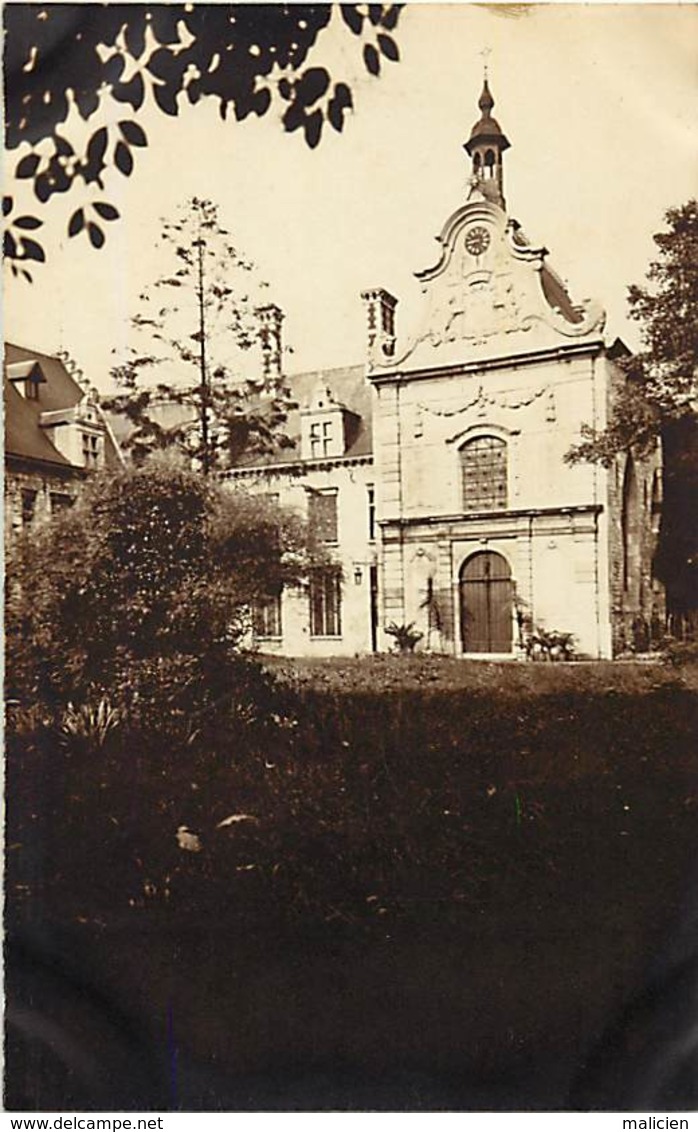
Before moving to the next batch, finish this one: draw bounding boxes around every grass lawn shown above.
[6,657,698,1110]
[266,651,698,694]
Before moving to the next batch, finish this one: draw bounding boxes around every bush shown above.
[661,635,698,667]
[385,622,424,653]
[525,627,575,662]
[6,454,312,708]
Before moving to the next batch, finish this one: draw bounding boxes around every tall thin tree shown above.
[107,196,293,473]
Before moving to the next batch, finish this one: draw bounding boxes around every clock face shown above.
[464,226,491,257]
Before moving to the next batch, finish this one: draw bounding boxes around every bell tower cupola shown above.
[464,76,510,210]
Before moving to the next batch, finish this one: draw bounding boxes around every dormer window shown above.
[7,359,46,400]
[309,420,333,459]
[301,383,361,462]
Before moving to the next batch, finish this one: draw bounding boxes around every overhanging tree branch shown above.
[3,3,403,274]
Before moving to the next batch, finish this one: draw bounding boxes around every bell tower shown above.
[463,76,510,210]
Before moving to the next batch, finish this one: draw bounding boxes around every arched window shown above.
[460,435,508,512]
[484,149,495,177]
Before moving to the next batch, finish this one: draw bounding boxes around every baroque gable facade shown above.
[226,82,661,659]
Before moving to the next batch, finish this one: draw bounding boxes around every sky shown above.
[4,3,698,390]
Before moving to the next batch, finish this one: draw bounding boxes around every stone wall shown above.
[225,459,377,656]
[370,347,617,657]
[5,465,82,547]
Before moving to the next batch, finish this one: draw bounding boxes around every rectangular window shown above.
[310,569,342,637]
[21,489,37,525]
[309,420,333,460]
[82,432,100,468]
[309,422,321,460]
[253,590,282,639]
[50,492,73,514]
[308,490,338,543]
[367,485,376,541]
[25,379,39,401]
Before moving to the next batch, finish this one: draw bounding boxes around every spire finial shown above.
[478,50,495,117]
[464,68,510,210]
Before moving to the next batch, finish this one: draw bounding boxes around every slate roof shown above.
[235,363,373,468]
[540,265,584,325]
[5,342,121,469]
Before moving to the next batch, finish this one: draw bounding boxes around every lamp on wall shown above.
[354,565,363,585]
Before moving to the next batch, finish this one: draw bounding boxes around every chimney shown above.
[257,303,284,384]
[361,288,398,364]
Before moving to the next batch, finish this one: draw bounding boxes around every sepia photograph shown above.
[4,1,698,1115]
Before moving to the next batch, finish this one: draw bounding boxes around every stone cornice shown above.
[380,503,602,529]
[368,338,605,386]
[224,453,373,479]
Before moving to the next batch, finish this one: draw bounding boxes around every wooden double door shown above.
[460,551,513,653]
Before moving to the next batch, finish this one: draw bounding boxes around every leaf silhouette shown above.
[340,6,363,34]
[114,141,134,176]
[93,201,120,221]
[4,231,18,259]
[68,209,85,237]
[19,236,45,262]
[296,67,330,106]
[16,153,40,178]
[112,73,145,111]
[13,215,43,230]
[378,33,400,61]
[363,43,380,76]
[88,222,105,249]
[119,120,147,147]
[34,173,51,203]
[328,81,353,131]
[382,5,401,31]
[86,128,108,166]
[304,109,323,149]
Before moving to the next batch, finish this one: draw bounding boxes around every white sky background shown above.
[4,3,698,390]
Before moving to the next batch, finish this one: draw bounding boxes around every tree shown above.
[105,196,293,473]
[3,3,402,273]
[566,200,698,628]
[6,454,314,704]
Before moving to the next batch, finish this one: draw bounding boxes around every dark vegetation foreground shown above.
[6,658,698,1111]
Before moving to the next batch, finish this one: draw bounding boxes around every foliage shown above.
[7,656,696,937]
[384,621,423,653]
[661,636,698,669]
[566,380,661,468]
[4,3,403,272]
[105,196,294,472]
[566,200,698,620]
[59,696,121,754]
[6,455,313,704]
[419,577,444,647]
[566,200,697,467]
[7,648,697,1108]
[525,628,575,662]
